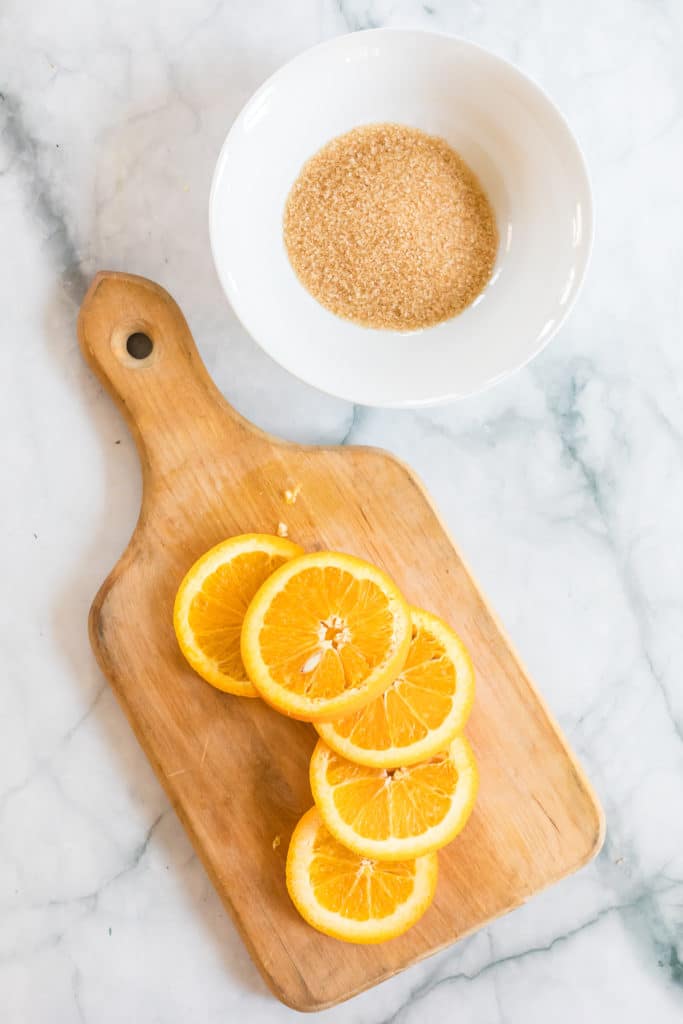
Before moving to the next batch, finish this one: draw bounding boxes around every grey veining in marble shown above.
[1,1,682,1021]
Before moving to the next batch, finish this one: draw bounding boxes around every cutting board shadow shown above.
[78,271,604,1012]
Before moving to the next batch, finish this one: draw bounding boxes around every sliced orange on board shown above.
[310,735,478,861]
[286,807,437,943]
[241,551,411,721]
[174,534,480,943]
[316,607,475,768]
[173,533,304,697]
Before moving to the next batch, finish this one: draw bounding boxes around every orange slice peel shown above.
[241,551,411,721]
[173,533,304,697]
[310,734,478,861]
[286,807,437,943]
[316,607,475,768]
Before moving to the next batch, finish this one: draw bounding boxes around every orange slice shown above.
[286,807,437,943]
[316,608,475,768]
[241,551,411,721]
[310,735,478,860]
[173,533,304,697]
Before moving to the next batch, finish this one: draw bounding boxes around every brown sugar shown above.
[283,123,498,331]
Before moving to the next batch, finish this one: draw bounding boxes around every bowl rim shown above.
[209,27,594,408]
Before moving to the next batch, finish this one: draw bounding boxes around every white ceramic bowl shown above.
[210,29,593,407]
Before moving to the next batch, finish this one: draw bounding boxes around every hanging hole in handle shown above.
[126,332,153,360]
[111,322,158,368]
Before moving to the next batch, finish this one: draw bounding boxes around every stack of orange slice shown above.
[174,536,478,944]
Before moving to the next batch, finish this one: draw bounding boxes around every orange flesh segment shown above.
[309,824,417,920]
[335,621,456,749]
[259,566,397,697]
[327,751,459,840]
[188,550,292,680]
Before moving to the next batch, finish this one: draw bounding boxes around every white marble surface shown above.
[1,1,682,1021]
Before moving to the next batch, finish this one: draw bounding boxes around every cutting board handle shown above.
[78,272,249,480]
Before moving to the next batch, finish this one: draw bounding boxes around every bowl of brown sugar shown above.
[210,30,593,407]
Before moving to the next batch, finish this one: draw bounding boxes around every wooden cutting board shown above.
[78,272,604,1012]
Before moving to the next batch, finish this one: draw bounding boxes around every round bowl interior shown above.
[210,30,593,407]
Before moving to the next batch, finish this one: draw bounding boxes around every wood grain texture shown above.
[78,272,605,1012]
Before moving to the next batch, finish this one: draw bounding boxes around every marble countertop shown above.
[2,1,682,1021]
